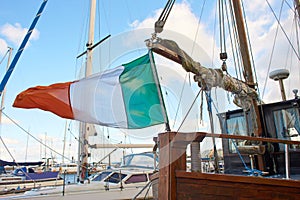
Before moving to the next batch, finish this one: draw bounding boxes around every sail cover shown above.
[147,38,258,110]
[13,53,165,129]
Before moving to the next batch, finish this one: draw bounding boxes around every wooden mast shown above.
[231,0,262,137]
[295,0,300,20]
[231,0,264,171]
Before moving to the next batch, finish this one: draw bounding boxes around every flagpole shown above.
[148,51,171,131]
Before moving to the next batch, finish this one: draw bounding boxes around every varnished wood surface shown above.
[176,171,300,200]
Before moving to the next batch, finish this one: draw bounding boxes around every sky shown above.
[0,0,299,163]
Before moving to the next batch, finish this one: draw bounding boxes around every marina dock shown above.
[1,188,153,200]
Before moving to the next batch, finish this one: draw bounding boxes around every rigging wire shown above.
[227,0,258,105]
[240,0,261,96]
[155,0,175,34]
[262,0,285,99]
[218,0,227,56]
[191,0,207,56]
[291,0,300,85]
[284,0,300,28]
[0,49,10,66]
[212,1,218,68]
[97,0,111,72]
[75,2,90,79]
[101,0,111,34]
[290,0,300,27]
[223,0,243,103]
[176,89,202,132]
[1,111,72,163]
[0,135,38,182]
[227,0,244,81]
[187,0,206,105]
[266,0,300,60]
[286,16,300,93]
[0,136,16,163]
[172,73,188,129]
[123,0,146,57]
[290,17,300,63]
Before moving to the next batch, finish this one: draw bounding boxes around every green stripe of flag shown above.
[119,53,165,129]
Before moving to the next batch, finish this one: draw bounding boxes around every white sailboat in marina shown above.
[21,152,156,199]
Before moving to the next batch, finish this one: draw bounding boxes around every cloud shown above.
[133,1,299,104]
[0,115,15,125]
[0,38,8,56]
[242,1,299,102]
[0,23,40,56]
[131,2,215,60]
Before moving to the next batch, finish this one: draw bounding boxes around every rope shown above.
[218,0,227,55]
[199,90,204,123]
[231,138,263,176]
[205,90,220,173]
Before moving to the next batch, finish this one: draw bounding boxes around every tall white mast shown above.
[62,120,67,164]
[86,0,96,77]
[78,0,96,183]
[0,47,13,124]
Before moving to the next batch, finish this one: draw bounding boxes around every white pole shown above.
[62,120,67,164]
[79,0,96,183]
[0,47,13,124]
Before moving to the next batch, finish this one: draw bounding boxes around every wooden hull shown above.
[177,172,300,200]
[151,171,300,200]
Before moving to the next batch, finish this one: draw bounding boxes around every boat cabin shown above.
[90,169,152,190]
[219,97,300,176]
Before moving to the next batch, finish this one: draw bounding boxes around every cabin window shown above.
[92,171,111,182]
[124,174,148,184]
[226,115,248,153]
[273,108,300,149]
[123,154,154,168]
[104,172,126,183]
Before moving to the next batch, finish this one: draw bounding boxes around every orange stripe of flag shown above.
[13,81,75,119]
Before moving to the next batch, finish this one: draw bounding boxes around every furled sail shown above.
[147,38,258,110]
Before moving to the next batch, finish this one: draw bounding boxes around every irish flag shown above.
[13,53,166,129]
